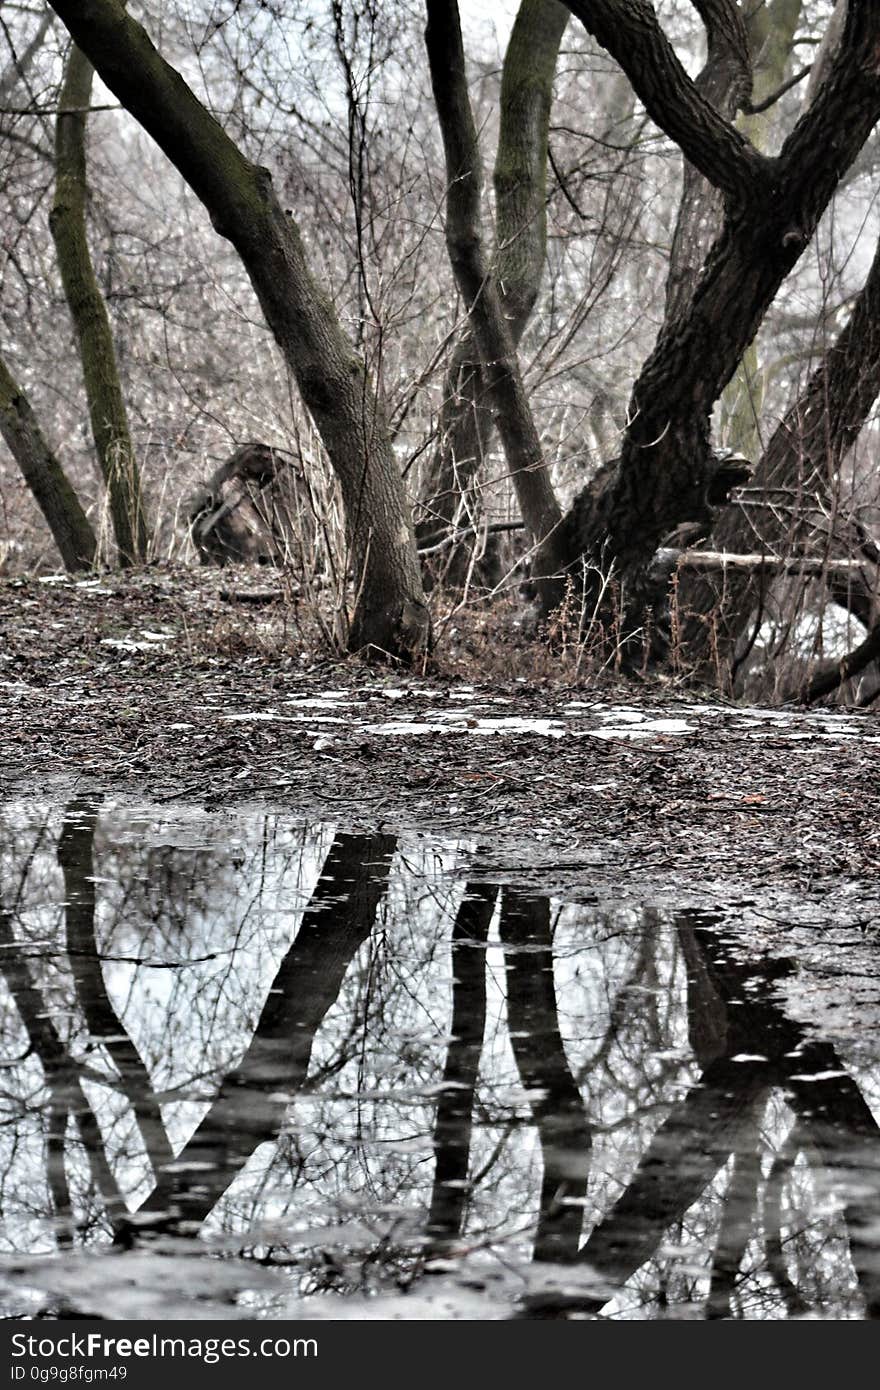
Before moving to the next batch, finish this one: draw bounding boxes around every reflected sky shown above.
[0,799,878,1320]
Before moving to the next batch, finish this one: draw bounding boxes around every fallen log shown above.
[650,548,872,581]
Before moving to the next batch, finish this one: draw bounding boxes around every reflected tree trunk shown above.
[705,1108,763,1319]
[426,882,497,1250]
[57,801,173,1178]
[522,911,880,1318]
[763,1121,810,1318]
[784,1039,880,1318]
[0,906,128,1236]
[499,889,591,1263]
[130,832,397,1237]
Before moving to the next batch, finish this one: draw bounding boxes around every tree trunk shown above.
[0,350,97,571]
[418,0,569,583]
[425,0,566,610]
[665,0,752,321]
[50,41,149,565]
[680,226,880,686]
[47,0,428,660]
[560,0,880,646]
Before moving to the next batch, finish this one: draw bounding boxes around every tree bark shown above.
[425,0,567,609]
[560,0,880,643]
[0,350,97,571]
[47,0,428,660]
[681,225,880,684]
[50,40,149,565]
[665,0,752,321]
[418,1,569,583]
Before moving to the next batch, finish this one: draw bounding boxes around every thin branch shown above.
[741,65,812,115]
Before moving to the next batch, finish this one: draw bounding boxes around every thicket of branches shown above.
[2,1,880,701]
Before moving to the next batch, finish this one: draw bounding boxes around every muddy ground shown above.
[1,566,878,917]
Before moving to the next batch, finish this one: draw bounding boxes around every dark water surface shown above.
[0,800,878,1320]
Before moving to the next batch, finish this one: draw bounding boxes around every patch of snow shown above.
[366,716,566,738]
[283,697,357,708]
[584,718,694,739]
[223,712,347,725]
[100,638,167,653]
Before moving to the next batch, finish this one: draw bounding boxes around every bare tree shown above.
[47,0,429,660]
[50,39,149,563]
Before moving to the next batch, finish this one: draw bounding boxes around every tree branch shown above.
[790,620,880,705]
[776,3,880,235]
[561,0,766,202]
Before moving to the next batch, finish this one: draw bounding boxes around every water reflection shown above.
[0,800,878,1319]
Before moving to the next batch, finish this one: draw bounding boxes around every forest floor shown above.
[1,566,880,1070]
[2,565,879,917]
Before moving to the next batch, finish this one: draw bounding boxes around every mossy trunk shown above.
[49,41,148,565]
[0,351,97,571]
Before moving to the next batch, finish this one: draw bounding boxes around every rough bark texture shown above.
[683,227,880,685]
[665,0,752,321]
[425,0,566,607]
[0,351,97,571]
[418,0,569,581]
[50,41,148,564]
[48,0,428,660]
[718,0,802,464]
[560,0,880,641]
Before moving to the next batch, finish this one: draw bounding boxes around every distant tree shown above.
[50,39,149,563]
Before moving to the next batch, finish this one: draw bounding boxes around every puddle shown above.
[0,800,878,1320]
